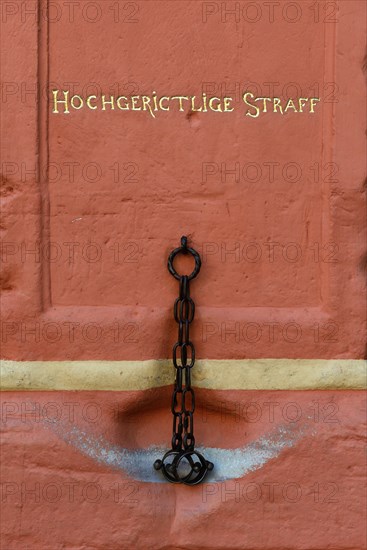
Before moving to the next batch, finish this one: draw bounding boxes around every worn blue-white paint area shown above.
[44,420,313,483]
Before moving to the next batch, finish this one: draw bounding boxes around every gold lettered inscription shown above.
[52,90,321,118]
[242,92,321,118]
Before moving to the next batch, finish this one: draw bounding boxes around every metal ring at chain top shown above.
[154,236,214,485]
[168,235,201,281]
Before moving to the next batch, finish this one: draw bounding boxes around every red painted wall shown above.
[1,1,366,548]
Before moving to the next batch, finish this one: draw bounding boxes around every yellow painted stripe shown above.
[0,359,366,391]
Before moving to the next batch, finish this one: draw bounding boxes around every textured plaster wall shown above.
[0,1,366,549]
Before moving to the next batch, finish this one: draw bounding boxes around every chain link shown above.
[171,274,196,451]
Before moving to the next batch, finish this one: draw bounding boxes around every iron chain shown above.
[154,236,214,485]
[171,274,196,451]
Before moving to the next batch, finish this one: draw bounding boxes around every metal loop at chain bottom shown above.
[154,450,214,485]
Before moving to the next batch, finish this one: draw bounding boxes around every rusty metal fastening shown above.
[153,236,214,485]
